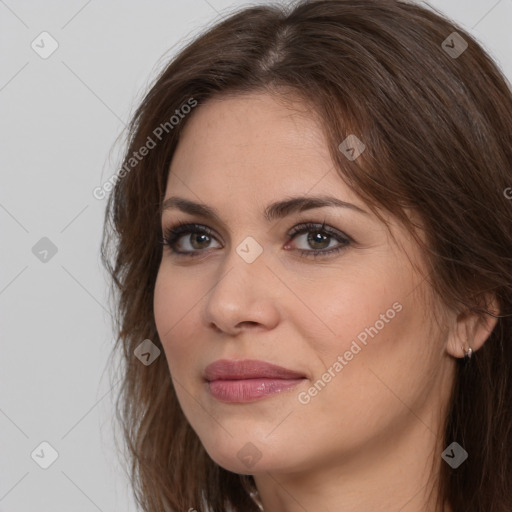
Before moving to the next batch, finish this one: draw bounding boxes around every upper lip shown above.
[204,359,306,381]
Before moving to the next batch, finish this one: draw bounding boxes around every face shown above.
[153,92,455,476]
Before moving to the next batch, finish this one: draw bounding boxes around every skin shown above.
[153,92,498,512]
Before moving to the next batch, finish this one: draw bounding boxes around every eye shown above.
[285,221,351,259]
[160,222,221,257]
[159,220,352,259]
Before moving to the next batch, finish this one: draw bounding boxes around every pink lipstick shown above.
[204,359,307,403]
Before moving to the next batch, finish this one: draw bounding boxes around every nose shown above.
[202,245,281,336]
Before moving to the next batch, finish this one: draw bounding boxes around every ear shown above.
[445,293,500,359]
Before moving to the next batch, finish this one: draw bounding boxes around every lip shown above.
[204,359,307,403]
[204,359,306,381]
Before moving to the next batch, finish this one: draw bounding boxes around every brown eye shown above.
[161,223,221,257]
[287,222,352,258]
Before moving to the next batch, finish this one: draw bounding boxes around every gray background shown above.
[1,0,511,510]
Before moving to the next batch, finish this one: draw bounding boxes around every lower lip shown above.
[207,378,306,403]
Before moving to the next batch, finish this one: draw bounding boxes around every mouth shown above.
[203,359,307,403]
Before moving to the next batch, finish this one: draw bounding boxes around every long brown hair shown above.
[101,1,512,510]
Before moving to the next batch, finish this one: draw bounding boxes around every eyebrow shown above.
[161,195,369,223]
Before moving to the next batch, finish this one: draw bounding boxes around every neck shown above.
[251,413,449,512]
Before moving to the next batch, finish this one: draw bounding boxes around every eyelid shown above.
[161,219,350,243]
[163,214,350,235]
[284,221,352,255]
[286,221,352,241]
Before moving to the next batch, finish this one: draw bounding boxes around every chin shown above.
[207,440,309,477]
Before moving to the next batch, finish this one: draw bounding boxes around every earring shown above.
[249,491,264,511]
[463,344,473,361]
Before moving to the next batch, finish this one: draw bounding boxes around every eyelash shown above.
[159,220,352,260]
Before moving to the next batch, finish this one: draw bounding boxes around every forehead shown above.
[166,92,358,202]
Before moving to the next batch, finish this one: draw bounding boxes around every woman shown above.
[101,0,512,510]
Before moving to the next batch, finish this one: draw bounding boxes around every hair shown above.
[101,0,512,511]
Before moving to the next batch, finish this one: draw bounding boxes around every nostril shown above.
[237,321,259,328]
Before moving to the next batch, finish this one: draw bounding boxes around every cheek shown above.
[303,279,433,420]
[294,268,404,357]
[153,270,175,339]
[295,266,424,401]
[154,264,202,330]
[153,268,199,368]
